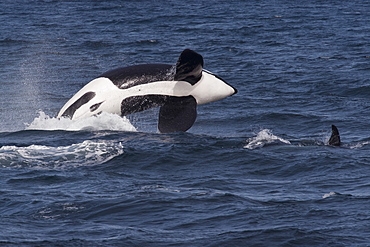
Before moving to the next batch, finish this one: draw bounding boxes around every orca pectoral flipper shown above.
[174,49,204,85]
[158,96,197,133]
[328,125,341,146]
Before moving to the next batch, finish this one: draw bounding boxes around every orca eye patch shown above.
[60,91,96,118]
[90,101,104,112]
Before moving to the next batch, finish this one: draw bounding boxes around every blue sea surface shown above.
[1,1,370,246]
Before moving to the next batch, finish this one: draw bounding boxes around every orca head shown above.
[174,49,237,105]
[192,69,237,105]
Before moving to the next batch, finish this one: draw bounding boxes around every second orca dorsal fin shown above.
[174,49,204,85]
[158,96,197,133]
[328,125,341,146]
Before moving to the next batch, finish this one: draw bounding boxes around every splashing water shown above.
[0,140,124,169]
[25,111,137,132]
[244,129,291,150]
[1,111,133,169]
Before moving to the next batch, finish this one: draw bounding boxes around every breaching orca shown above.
[328,125,341,146]
[57,49,237,133]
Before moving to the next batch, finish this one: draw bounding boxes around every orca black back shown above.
[100,64,174,89]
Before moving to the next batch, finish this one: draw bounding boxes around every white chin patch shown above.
[190,70,236,105]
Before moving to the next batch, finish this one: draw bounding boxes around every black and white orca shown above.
[57,49,237,133]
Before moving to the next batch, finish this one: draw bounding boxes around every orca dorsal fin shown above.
[329,125,341,146]
[174,49,204,85]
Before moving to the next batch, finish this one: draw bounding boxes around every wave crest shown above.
[0,140,124,169]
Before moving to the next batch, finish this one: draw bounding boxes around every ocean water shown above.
[1,1,370,246]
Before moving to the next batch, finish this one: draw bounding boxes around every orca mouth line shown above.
[90,101,105,112]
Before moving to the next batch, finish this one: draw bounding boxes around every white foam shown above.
[25,111,137,132]
[322,192,340,199]
[349,141,370,149]
[0,140,124,169]
[244,129,291,149]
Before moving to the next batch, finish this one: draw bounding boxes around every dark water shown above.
[1,1,370,246]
